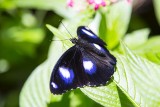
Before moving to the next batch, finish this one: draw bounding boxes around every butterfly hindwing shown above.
[50,45,116,94]
[80,48,115,86]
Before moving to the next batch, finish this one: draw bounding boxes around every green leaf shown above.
[0,59,9,73]
[0,0,92,19]
[99,12,107,40]
[153,0,160,25]
[105,0,132,49]
[121,42,160,106]
[124,28,150,49]
[134,36,160,64]
[88,12,101,36]
[20,38,65,107]
[81,82,122,107]
[81,42,160,107]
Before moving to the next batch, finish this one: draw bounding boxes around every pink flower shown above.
[87,0,106,10]
[127,0,132,4]
[67,0,74,7]
[87,0,94,4]
[67,0,128,11]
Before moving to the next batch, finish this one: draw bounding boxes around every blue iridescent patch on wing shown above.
[83,58,96,75]
[58,66,74,84]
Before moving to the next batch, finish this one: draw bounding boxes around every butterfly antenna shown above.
[60,21,73,38]
[50,38,71,41]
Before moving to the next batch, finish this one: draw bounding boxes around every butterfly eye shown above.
[58,66,74,84]
[83,58,97,75]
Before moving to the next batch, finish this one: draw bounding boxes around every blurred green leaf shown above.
[21,12,37,27]
[153,0,160,25]
[19,39,64,107]
[7,27,45,44]
[0,94,5,107]
[104,0,132,49]
[0,0,87,19]
[0,26,45,65]
[0,0,16,9]
[4,90,19,107]
[124,28,150,49]
[87,12,101,35]
[134,36,160,64]
[82,42,160,107]
[99,12,107,40]
[0,59,9,73]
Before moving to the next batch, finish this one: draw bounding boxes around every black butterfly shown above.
[50,26,116,95]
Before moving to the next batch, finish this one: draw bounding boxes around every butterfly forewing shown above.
[80,49,115,86]
[50,46,82,94]
[77,26,106,46]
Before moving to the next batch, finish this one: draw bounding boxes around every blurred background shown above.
[0,0,159,107]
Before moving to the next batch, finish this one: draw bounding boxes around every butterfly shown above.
[50,26,117,95]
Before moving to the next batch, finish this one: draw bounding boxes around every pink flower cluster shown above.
[67,0,74,7]
[87,0,106,10]
[67,0,132,10]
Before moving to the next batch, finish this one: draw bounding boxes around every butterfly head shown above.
[70,38,78,44]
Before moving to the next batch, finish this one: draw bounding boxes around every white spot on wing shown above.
[59,67,70,79]
[93,43,101,50]
[82,29,95,37]
[58,66,74,84]
[51,82,58,89]
[83,59,96,74]
[93,43,106,53]
[83,61,93,70]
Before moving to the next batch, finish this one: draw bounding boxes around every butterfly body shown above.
[50,26,116,95]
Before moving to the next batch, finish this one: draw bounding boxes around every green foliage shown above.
[124,28,150,49]
[0,0,83,19]
[99,1,132,49]
[153,0,160,25]
[82,43,160,106]
[0,10,45,68]
[134,36,160,64]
